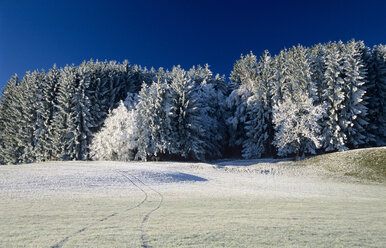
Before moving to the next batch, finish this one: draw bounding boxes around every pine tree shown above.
[226,83,250,155]
[279,48,297,101]
[321,43,348,151]
[43,65,61,160]
[168,66,205,160]
[367,45,386,145]
[67,65,93,160]
[309,44,327,103]
[32,70,51,162]
[127,65,156,92]
[279,46,313,101]
[0,75,20,164]
[227,52,257,155]
[341,41,369,148]
[190,65,228,159]
[83,60,106,136]
[243,95,268,158]
[270,46,319,155]
[242,50,274,158]
[136,81,172,161]
[15,71,41,163]
[1,41,385,164]
[270,49,288,108]
[51,65,77,160]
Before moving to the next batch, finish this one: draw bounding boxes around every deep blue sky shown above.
[1,0,386,89]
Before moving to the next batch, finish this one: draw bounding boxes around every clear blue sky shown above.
[1,0,386,89]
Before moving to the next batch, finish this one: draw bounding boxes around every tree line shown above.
[0,40,385,164]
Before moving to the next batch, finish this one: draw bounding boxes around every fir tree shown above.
[136,81,172,161]
[227,52,257,155]
[321,43,348,151]
[309,44,327,103]
[43,65,61,160]
[0,75,20,164]
[68,65,93,160]
[279,46,313,101]
[191,66,227,159]
[242,50,274,158]
[270,49,288,108]
[0,40,385,164]
[367,45,386,145]
[15,71,41,163]
[341,41,369,148]
[168,66,205,160]
[51,65,77,160]
[271,46,318,154]
[32,70,51,162]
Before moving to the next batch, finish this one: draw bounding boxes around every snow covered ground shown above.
[0,160,385,247]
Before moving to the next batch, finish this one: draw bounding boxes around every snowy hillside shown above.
[0,150,385,247]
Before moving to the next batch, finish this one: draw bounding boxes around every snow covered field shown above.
[0,160,385,247]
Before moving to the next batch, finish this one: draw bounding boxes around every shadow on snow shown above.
[138,171,208,183]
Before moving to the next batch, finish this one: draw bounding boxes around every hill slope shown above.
[298,146,386,183]
[0,155,385,247]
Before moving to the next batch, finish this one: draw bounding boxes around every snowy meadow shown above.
[0,158,385,247]
[0,39,385,247]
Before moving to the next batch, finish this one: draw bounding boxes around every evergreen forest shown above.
[0,40,385,164]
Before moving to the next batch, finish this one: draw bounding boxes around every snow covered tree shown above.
[227,52,258,155]
[309,43,327,103]
[16,71,45,163]
[230,52,258,88]
[103,60,135,108]
[273,94,325,158]
[0,71,49,164]
[242,95,268,158]
[44,65,61,158]
[367,45,386,145]
[321,43,348,151]
[50,65,77,160]
[1,41,385,164]
[167,66,205,160]
[270,49,289,109]
[127,64,157,92]
[242,50,274,158]
[190,65,228,159]
[32,65,61,162]
[341,41,369,148]
[0,75,21,164]
[135,81,172,161]
[83,61,109,136]
[49,61,141,161]
[270,46,319,156]
[280,46,314,101]
[354,41,375,145]
[31,70,49,162]
[226,83,250,155]
[65,66,94,160]
[90,99,138,161]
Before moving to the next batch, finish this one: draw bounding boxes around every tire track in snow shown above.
[50,171,148,248]
[118,172,164,248]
